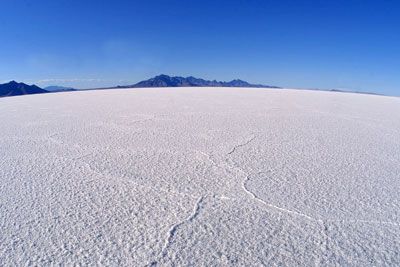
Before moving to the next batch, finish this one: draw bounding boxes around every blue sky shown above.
[1,0,399,95]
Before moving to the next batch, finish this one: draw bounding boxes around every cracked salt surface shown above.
[150,196,205,266]
[1,87,400,266]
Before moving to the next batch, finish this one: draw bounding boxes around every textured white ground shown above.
[1,87,400,266]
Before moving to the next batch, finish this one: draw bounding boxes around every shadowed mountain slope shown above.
[0,81,48,97]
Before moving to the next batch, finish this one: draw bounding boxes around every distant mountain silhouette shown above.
[0,81,48,97]
[113,75,280,89]
[44,85,76,92]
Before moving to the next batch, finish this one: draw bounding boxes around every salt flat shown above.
[1,87,399,266]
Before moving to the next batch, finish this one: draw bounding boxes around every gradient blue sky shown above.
[1,0,399,95]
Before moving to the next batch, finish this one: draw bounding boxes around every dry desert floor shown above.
[1,87,400,266]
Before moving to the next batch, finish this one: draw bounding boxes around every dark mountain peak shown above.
[226,79,251,86]
[0,81,48,98]
[155,74,171,79]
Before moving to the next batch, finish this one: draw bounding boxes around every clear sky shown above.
[1,0,399,95]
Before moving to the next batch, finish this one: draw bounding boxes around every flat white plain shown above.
[0,87,399,266]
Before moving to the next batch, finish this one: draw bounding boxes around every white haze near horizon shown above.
[0,87,399,266]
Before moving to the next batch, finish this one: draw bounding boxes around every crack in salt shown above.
[195,147,319,222]
[238,165,400,226]
[241,172,319,222]
[195,148,400,227]
[240,166,400,227]
[227,135,256,155]
[149,196,205,266]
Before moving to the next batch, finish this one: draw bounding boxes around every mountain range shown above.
[0,76,382,98]
[113,75,280,89]
[0,75,280,98]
